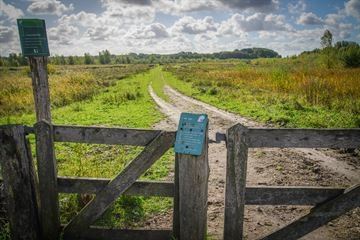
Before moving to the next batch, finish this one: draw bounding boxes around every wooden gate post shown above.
[0,125,41,239]
[35,120,60,239]
[174,124,209,240]
[29,56,52,122]
[29,56,60,239]
[224,124,249,240]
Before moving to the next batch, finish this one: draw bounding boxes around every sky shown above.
[0,0,359,56]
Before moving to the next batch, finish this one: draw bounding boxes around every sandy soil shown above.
[145,85,359,240]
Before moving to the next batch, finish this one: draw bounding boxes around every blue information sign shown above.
[174,112,208,156]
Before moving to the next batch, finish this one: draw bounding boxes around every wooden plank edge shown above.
[53,125,176,146]
[57,177,174,197]
[245,186,345,205]
[62,226,172,240]
[246,128,360,148]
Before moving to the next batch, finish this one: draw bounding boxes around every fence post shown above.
[0,125,41,239]
[35,120,60,239]
[224,124,249,240]
[175,124,209,240]
[29,56,52,122]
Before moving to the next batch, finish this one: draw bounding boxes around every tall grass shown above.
[0,64,151,117]
[164,59,360,127]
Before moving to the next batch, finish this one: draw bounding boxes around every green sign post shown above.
[17,19,50,56]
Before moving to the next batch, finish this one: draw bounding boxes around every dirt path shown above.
[148,85,359,239]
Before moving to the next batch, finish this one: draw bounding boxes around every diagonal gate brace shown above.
[261,184,360,240]
[63,131,175,239]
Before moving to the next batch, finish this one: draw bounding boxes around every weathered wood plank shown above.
[53,125,175,146]
[66,227,172,240]
[29,56,52,122]
[224,124,249,240]
[262,184,360,240]
[0,125,41,239]
[247,127,360,148]
[63,131,174,238]
[245,186,345,205]
[176,123,209,240]
[35,121,60,240]
[57,177,174,197]
[172,154,180,239]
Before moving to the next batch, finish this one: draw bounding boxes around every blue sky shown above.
[1,0,359,56]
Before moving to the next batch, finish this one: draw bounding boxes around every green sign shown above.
[174,112,208,156]
[17,19,50,56]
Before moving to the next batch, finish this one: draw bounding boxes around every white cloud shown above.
[115,0,152,5]
[102,2,155,24]
[297,12,324,25]
[107,0,279,15]
[48,24,79,44]
[219,13,292,36]
[148,0,219,15]
[219,0,279,12]
[27,0,74,16]
[86,26,115,41]
[171,16,218,35]
[58,11,98,27]
[0,0,23,22]
[324,13,343,26]
[345,0,360,20]
[288,0,306,14]
[128,23,169,39]
[0,26,15,43]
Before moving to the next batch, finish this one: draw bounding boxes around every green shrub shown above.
[208,87,219,95]
[341,46,360,68]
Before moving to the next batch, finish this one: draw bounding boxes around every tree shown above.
[321,29,333,48]
[341,45,360,68]
[84,53,94,64]
[8,53,19,66]
[59,55,66,65]
[125,56,131,64]
[320,30,334,68]
[334,41,359,49]
[99,50,111,64]
[68,56,75,65]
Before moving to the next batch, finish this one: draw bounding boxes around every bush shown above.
[208,87,219,95]
[341,46,360,68]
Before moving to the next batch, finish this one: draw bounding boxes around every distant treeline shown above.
[1,40,359,68]
[0,48,280,67]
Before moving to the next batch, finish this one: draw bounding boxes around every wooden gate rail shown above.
[224,123,360,240]
[25,125,173,146]
[58,177,174,196]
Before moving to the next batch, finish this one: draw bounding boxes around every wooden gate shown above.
[224,123,360,240]
[0,121,209,240]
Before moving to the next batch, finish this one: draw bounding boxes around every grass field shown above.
[0,66,174,235]
[158,59,360,128]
